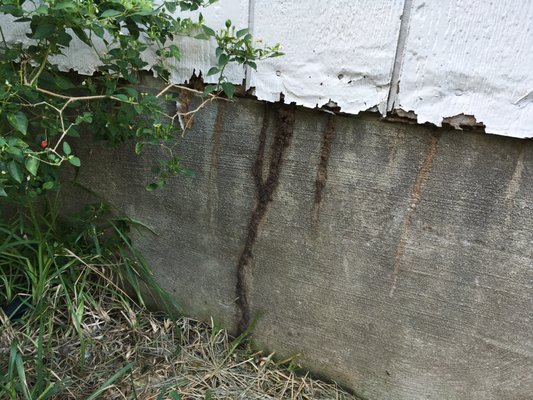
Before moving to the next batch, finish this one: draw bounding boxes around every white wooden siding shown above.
[393,0,533,138]
[248,0,405,115]
[1,0,531,137]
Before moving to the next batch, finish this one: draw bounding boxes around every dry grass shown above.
[1,295,357,400]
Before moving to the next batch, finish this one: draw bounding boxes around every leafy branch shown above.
[201,19,283,97]
[0,0,283,198]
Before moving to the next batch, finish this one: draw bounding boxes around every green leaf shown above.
[146,180,165,191]
[43,181,54,190]
[6,146,22,157]
[7,111,28,135]
[165,2,177,13]
[47,153,59,162]
[246,61,257,70]
[112,94,129,102]
[56,30,72,47]
[0,186,7,197]
[218,53,229,67]
[236,28,249,38]
[135,142,143,155]
[7,160,23,183]
[34,4,49,15]
[0,5,23,16]
[29,23,55,39]
[203,85,217,95]
[202,25,216,37]
[125,87,138,98]
[221,82,235,98]
[146,182,158,191]
[100,9,123,18]
[53,74,76,90]
[93,25,105,38]
[52,2,77,11]
[67,127,80,137]
[25,157,39,176]
[168,44,181,59]
[215,47,223,58]
[206,67,219,76]
[63,141,71,155]
[69,157,81,167]
[84,112,94,123]
[73,27,91,45]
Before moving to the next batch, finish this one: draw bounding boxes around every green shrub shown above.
[0,0,281,197]
[0,196,181,398]
[0,2,282,397]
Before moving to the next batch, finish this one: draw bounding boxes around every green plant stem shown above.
[28,46,50,86]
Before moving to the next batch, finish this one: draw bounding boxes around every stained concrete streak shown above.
[504,148,525,207]
[177,88,195,131]
[236,103,296,334]
[389,131,441,297]
[207,102,226,231]
[312,115,336,226]
[503,148,525,226]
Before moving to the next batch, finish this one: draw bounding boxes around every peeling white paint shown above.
[248,0,405,114]
[394,0,533,138]
[0,0,248,83]
[1,0,532,137]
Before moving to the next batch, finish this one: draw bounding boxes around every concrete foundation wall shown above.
[67,97,532,400]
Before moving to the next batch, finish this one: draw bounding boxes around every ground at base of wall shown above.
[1,299,357,400]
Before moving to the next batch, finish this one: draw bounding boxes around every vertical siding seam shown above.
[386,0,414,113]
[244,0,256,90]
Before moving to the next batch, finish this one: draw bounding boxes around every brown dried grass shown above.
[1,293,357,400]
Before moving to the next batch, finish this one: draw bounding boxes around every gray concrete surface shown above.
[66,96,533,400]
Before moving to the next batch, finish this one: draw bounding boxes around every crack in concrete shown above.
[235,102,296,334]
[312,115,336,227]
[389,131,440,297]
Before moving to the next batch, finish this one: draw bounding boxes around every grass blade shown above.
[86,362,134,400]
[15,352,32,400]
[33,317,46,395]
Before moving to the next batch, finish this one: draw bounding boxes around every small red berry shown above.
[40,140,47,148]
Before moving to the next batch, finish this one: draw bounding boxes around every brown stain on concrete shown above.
[389,132,440,297]
[207,102,226,231]
[503,148,525,225]
[504,148,525,208]
[312,115,336,226]
[236,103,296,334]
[178,89,195,130]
